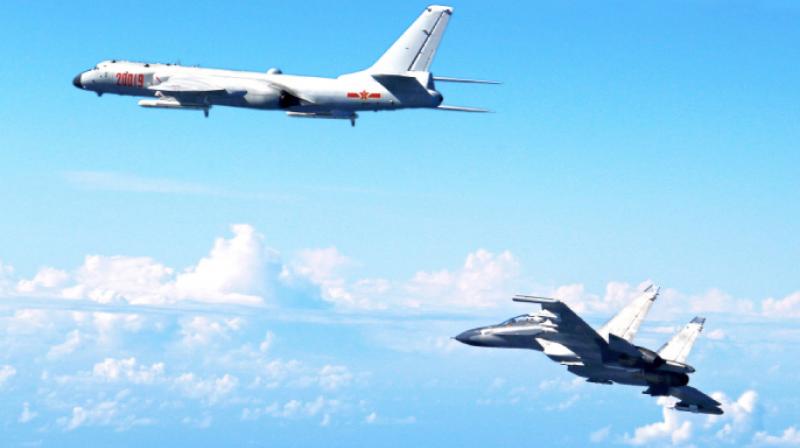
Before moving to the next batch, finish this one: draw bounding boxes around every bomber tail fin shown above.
[658,317,705,364]
[367,5,454,74]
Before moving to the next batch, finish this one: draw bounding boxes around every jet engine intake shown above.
[641,371,689,388]
[636,347,665,367]
[616,346,665,369]
[278,91,302,109]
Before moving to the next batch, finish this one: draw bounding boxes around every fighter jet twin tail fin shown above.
[598,285,660,343]
[658,316,706,364]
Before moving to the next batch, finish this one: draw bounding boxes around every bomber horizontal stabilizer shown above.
[433,76,501,85]
[436,105,491,113]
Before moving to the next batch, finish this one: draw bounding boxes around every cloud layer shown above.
[1,223,798,446]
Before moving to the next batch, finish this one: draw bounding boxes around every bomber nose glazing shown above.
[72,73,83,89]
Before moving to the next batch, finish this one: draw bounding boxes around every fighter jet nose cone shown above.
[72,74,83,89]
[455,329,478,345]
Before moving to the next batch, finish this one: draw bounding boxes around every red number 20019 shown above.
[116,72,145,88]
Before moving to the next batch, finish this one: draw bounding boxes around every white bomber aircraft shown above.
[72,5,497,126]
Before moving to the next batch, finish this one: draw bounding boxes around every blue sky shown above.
[1,1,799,446]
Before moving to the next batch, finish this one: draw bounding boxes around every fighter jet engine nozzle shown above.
[641,371,689,388]
[72,73,83,89]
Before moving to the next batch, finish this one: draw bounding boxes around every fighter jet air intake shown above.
[71,5,497,126]
[456,286,724,415]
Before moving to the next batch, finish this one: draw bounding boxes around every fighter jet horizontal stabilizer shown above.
[512,295,558,304]
[670,386,723,415]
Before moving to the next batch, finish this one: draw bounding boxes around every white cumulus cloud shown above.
[16,266,69,294]
[14,224,273,306]
[404,249,519,309]
[170,224,273,305]
[624,397,692,446]
[590,425,611,443]
[92,357,165,385]
[708,389,759,442]
[47,329,82,359]
[60,401,119,431]
[0,364,17,388]
[18,402,37,423]
[179,316,244,348]
[752,426,800,446]
[174,372,238,405]
[0,260,15,294]
[762,292,800,318]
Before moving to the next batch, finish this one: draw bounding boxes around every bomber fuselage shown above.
[73,60,443,114]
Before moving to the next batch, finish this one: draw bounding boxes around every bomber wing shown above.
[143,76,248,117]
[513,295,607,365]
[264,78,316,106]
[149,76,236,96]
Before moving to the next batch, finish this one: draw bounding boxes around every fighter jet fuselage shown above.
[456,287,723,415]
[457,313,693,388]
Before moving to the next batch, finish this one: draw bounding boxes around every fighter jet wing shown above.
[668,385,723,415]
[513,295,608,365]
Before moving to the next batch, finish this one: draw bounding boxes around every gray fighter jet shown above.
[455,286,723,415]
